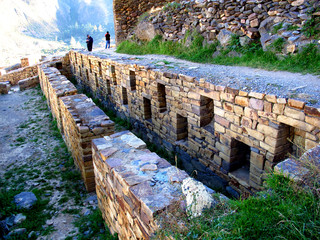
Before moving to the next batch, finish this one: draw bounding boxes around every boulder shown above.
[7,228,26,237]
[14,192,37,209]
[217,29,233,47]
[135,21,157,41]
[14,214,27,225]
[182,177,217,217]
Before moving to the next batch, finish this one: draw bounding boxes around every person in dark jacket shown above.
[86,34,93,52]
[105,31,110,49]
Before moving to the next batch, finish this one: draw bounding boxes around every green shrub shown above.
[269,37,285,53]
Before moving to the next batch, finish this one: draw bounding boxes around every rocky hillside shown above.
[0,0,114,66]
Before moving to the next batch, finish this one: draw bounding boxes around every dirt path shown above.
[0,87,113,239]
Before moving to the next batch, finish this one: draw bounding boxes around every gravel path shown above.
[86,48,320,108]
[0,87,106,240]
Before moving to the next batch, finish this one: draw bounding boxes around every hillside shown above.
[0,0,114,66]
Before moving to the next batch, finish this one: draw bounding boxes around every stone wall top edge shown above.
[60,93,113,128]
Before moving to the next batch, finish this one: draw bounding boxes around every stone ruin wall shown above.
[113,0,177,43]
[0,55,71,90]
[0,65,38,85]
[69,50,320,194]
[38,65,115,192]
[92,131,190,239]
[37,60,217,239]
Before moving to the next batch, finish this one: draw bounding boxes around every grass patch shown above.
[301,5,320,38]
[117,35,320,75]
[155,172,320,239]
[0,178,54,239]
[271,22,283,34]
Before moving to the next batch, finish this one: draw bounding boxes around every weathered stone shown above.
[135,21,157,41]
[249,98,264,111]
[182,177,217,217]
[217,29,233,47]
[14,192,37,209]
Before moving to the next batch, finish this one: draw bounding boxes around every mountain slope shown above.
[0,0,114,66]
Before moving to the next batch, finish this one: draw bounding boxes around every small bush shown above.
[73,209,118,240]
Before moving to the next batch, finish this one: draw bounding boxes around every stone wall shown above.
[59,94,115,191]
[70,50,320,194]
[0,65,38,85]
[131,0,320,53]
[113,0,176,43]
[37,59,220,238]
[0,82,10,94]
[18,76,40,90]
[38,66,63,107]
[38,63,115,192]
[38,65,77,131]
[92,131,190,239]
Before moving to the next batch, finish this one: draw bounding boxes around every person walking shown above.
[86,34,93,52]
[105,31,111,49]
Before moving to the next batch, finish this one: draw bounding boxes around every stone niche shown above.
[59,94,115,192]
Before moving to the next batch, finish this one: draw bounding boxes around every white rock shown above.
[182,177,217,218]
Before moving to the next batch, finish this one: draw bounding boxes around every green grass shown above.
[116,35,320,75]
[0,178,55,239]
[271,22,283,34]
[155,173,320,239]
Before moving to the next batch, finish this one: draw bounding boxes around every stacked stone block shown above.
[92,131,189,239]
[70,50,320,194]
[18,76,40,90]
[47,75,77,131]
[38,66,62,107]
[0,82,10,94]
[38,65,78,131]
[0,65,38,85]
[113,0,174,43]
[21,58,29,68]
[121,0,319,53]
[60,94,115,191]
